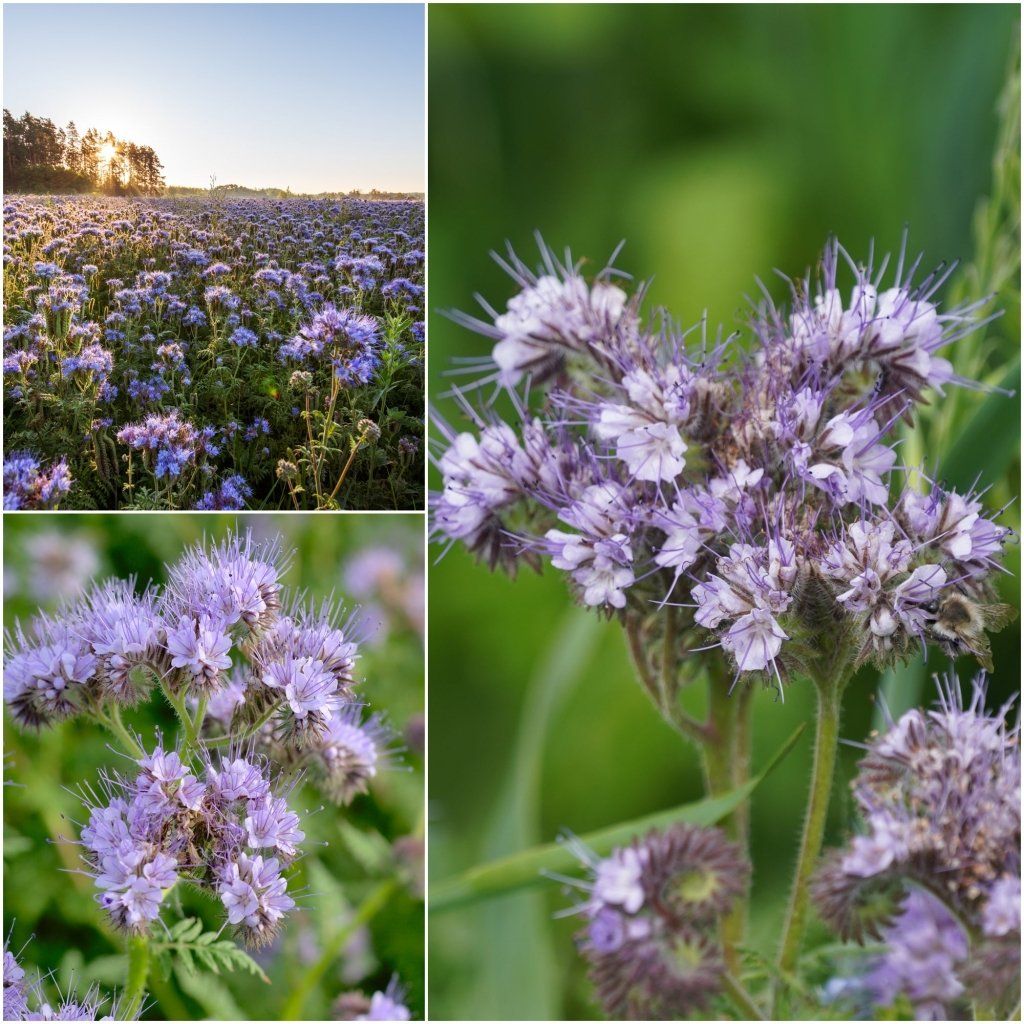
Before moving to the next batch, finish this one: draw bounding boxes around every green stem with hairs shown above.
[325,431,368,507]
[280,877,398,1020]
[205,699,280,747]
[772,663,850,1013]
[190,695,208,743]
[161,681,199,752]
[94,705,146,759]
[623,616,711,747]
[120,935,150,1020]
[722,971,765,1021]
[731,684,755,856]
[704,677,745,973]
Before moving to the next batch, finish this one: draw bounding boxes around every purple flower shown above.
[431,234,1009,687]
[864,891,969,1020]
[164,615,233,692]
[3,453,73,510]
[557,824,748,1019]
[218,853,295,948]
[813,672,1020,1012]
[315,704,399,804]
[3,612,98,726]
[243,795,304,859]
[164,530,284,634]
[77,741,303,942]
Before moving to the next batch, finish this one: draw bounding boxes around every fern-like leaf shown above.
[152,917,270,984]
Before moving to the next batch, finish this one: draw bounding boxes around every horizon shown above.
[2,4,424,194]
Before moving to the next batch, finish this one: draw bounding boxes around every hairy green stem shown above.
[731,684,754,855]
[94,706,145,759]
[145,970,190,1022]
[161,681,199,752]
[622,617,711,746]
[280,877,398,1019]
[704,678,744,972]
[190,695,208,743]
[721,970,765,1021]
[772,670,848,1011]
[325,430,368,507]
[121,935,150,1020]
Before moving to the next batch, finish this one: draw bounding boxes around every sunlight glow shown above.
[99,141,117,164]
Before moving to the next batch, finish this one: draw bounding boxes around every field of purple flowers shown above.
[3,195,424,511]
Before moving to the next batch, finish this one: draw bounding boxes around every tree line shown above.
[3,110,165,195]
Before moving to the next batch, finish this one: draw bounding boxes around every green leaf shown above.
[152,916,271,984]
[431,720,806,913]
[461,609,603,1020]
[174,964,246,1020]
[941,353,1020,492]
[336,820,394,874]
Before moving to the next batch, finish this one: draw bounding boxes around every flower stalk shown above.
[772,666,849,1012]
[120,934,150,1021]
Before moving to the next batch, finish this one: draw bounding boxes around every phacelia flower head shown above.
[431,234,1010,692]
[78,742,303,946]
[248,598,361,747]
[557,823,748,1019]
[450,237,642,388]
[3,453,73,510]
[812,670,1020,1015]
[314,704,401,805]
[334,976,412,1021]
[2,937,138,1022]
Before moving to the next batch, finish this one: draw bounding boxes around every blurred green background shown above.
[427,5,1020,1020]
[3,514,424,1020]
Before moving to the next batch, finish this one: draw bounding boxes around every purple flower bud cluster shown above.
[559,824,748,1019]
[863,889,970,1021]
[116,410,201,480]
[3,937,137,1021]
[193,473,252,510]
[279,303,381,386]
[333,976,412,1021]
[432,237,1011,686]
[813,671,1020,1016]
[204,643,400,805]
[79,744,301,948]
[3,532,366,759]
[60,343,114,387]
[3,453,73,510]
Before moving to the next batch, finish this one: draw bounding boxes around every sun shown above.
[99,141,117,163]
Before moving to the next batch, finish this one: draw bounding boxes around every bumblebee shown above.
[926,589,1016,671]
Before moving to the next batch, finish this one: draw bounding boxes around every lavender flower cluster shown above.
[432,238,1012,685]
[2,452,72,510]
[3,195,425,510]
[80,745,301,948]
[560,824,748,1019]
[4,938,135,1021]
[3,530,398,808]
[814,672,1021,1018]
[334,976,412,1021]
[204,681,401,806]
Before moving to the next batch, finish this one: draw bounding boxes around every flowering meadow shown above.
[3,515,424,1020]
[2,196,424,511]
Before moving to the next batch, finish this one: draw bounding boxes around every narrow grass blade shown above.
[430,721,806,913]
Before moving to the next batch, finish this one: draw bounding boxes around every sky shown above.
[2,3,424,193]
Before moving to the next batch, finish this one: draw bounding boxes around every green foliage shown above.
[432,723,805,913]
[152,918,271,984]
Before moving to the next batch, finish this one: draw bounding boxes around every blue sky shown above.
[3,3,424,192]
